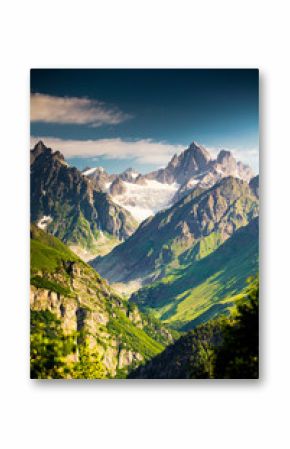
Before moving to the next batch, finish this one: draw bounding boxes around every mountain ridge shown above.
[30,141,138,259]
[92,175,259,290]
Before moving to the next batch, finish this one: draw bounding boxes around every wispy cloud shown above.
[30,136,184,167]
[30,93,131,127]
[30,136,259,172]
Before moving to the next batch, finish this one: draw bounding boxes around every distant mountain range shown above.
[84,141,253,222]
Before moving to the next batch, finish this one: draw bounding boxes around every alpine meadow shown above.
[30,69,259,379]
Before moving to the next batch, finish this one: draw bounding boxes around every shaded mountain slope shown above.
[30,225,174,378]
[30,141,137,258]
[131,217,259,330]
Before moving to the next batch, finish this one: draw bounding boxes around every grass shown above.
[31,275,73,296]
[31,239,78,274]
[31,223,78,274]
[107,310,164,359]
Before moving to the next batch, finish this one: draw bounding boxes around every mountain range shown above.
[30,139,259,378]
[84,141,253,222]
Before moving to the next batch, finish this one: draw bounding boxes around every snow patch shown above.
[104,182,112,192]
[83,167,98,176]
[187,178,199,187]
[37,215,52,230]
[112,179,179,222]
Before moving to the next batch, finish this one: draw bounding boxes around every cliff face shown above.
[30,274,143,375]
[30,225,173,378]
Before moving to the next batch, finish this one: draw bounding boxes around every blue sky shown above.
[31,69,259,173]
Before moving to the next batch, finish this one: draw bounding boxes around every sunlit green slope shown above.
[131,217,258,330]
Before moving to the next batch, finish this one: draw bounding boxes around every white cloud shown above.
[31,93,131,127]
[30,136,184,167]
[30,136,259,172]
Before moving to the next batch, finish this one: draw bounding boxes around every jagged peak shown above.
[30,140,52,165]
[186,141,211,162]
[34,140,45,149]
[32,140,50,153]
[217,149,234,163]
[31,141,65,162]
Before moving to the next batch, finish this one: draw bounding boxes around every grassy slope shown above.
[30,225,165,366]
[131,218,258,330]
[31,225,79,273]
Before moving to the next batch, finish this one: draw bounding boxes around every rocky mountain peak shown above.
[52,150,65,162]
[184,141,211,166]
[110,177,126,195]
[30,140,51,164]
[119,167,140,182]
[166,141,211,184]
[188,141,211,159]
[217,149,233,164]
[33,140,47,153]
[123,167,134,174]
[30,142,138,254]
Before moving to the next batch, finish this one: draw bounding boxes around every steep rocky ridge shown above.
[31,141,138,259]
